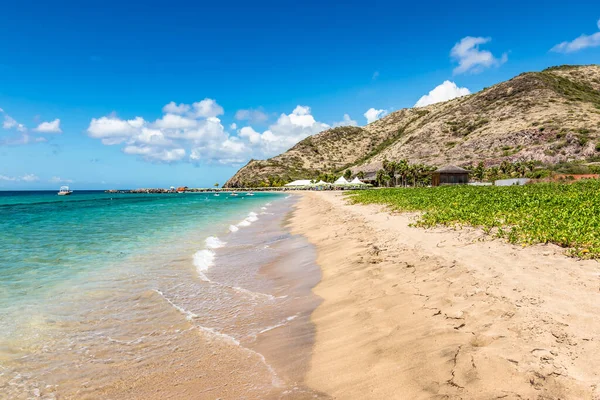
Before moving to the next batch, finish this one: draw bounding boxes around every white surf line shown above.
[193,236,227,282]
[192,236,278,300]
[153,289,198,321]
[230,285,277,301]
[258,314,299,334]
[152,289,282,387]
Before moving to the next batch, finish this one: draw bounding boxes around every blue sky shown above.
[1,0,599,189]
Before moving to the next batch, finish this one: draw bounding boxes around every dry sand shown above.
[290,191,600,400]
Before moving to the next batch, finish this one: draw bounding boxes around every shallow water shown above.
[0,191,324,399]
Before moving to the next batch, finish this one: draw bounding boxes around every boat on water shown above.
[245,192,254,196]
[230,193,238,197]
[214,193,220,197]
[58,186,73,196]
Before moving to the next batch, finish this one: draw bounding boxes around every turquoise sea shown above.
[0,190,324,399]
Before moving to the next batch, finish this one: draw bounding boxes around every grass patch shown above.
[346,181,600,258]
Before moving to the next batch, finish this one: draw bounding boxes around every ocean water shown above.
[0,191,323,399]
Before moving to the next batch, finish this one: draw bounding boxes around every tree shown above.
[344,169,352,180]
[500,160,512,175]
[375,169,390,187]
[214,183,219,188]
[383,159,396,186]
[396,159,408,187]
[357,171,365,179]
[474,162,486,181]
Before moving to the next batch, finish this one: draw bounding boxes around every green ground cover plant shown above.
[346,180,600,258]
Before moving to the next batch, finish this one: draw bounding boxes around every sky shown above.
[1,0,599,190]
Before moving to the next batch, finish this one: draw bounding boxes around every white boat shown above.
[230,193,238,197]
[58,186,72,196]
[245,192,254,196]
[214,193,220,197]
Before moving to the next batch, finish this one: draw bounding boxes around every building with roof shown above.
[431,165,469,186]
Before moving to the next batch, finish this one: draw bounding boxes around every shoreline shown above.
[291,191,600,399]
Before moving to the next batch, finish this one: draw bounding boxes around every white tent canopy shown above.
[334,176,349,185]
[284,180,313,187]
[315,180,329,185]
[350,177,365,185]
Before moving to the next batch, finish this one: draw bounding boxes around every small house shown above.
[360,171,377,185]
[431,165,469,186]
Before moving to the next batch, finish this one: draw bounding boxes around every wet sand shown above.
[290,191,600,399]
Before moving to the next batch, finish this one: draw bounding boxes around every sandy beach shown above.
[290,191,600,399]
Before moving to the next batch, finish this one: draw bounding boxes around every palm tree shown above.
[396,159,408,187]
[357,171,365,179]
[500,160,512,175]
[474,162,486,181]
[375,169,390,187]
[383,160,396,186]
[343,169,352,180]
[214,183,219,188]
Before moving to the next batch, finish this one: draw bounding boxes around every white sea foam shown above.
[261,206,267,210]
[153,289,281,387]
[205,236,226,249]
[265,202,272,206]
[193,249,215,281]
[258,315,299,334]
[237,211,259,227]
[197,325,240,346]
[153,289,198,321]
[231,285,276,301]
[247,212,258,222]
[229,224,239,232]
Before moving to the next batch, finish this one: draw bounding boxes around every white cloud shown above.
[87,99,232,163]
[2,115,25,132]
[235,108,269,124]
[414,81,471,107]
[0,173,40,183]
[238,105,330,157]
[364,108,387,124]
[50,176,73,183]
[21,174,39,182]
[3,115,17,129]
[34,119,62,133]
[88,116,145,145]
[162,101,190,114]
[154,113,198,129]
[87,101,336,165]
[0,109,30,145]
[451,36,507,75]
[333,113,358,127]
[191,99,224,118]
[123,146,186,162]
[551,18,600,53]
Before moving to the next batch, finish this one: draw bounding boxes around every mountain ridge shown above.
[225,65,600,187]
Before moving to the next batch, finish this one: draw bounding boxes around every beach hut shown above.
[334,176,349,185]
[360,172,377,185]
[350,177,365,185]
[431,165,469,186]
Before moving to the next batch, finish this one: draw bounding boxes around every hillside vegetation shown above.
[225,65,600,187]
